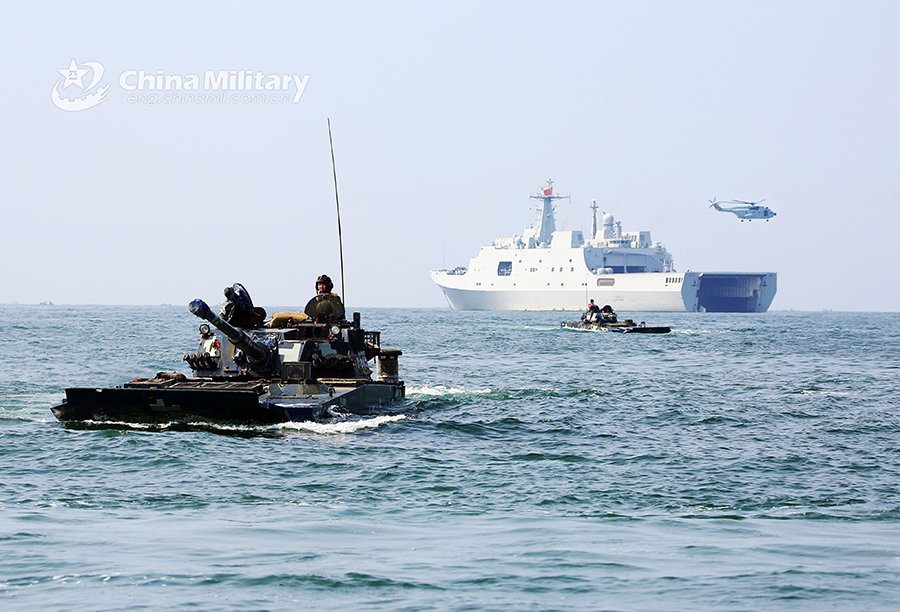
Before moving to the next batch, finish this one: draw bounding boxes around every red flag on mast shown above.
[543,186,553,196]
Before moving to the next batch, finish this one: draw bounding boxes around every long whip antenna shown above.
[327,118,346,302]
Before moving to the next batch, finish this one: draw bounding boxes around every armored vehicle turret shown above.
[51,283,405,425]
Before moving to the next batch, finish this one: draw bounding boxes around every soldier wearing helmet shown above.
[305,274,345,321]
[316,274,334,295]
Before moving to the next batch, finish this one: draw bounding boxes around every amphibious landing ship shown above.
[431,181,776,312]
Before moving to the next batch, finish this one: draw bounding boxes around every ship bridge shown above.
[583,212,674,274]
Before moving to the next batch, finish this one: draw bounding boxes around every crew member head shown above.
[316,274,334,295]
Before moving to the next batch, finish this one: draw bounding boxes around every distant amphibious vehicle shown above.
[561,305,671,334]
[51,283,405,425]
[432,180,777,312]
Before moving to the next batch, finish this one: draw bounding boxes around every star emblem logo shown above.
[57,59,90,90]
[51,59,110,111]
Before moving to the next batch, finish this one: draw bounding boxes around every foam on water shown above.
[277,413,406,434]
[407,384,492,396]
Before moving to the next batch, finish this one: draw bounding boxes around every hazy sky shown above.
[2,1,898,311]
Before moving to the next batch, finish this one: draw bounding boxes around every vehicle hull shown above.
[51,379,405,425]
[560,320,671,334]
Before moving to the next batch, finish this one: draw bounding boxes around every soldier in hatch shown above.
[305,274,345,321]
[582,298,601,322]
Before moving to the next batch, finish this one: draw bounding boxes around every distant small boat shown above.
[39,301,54,306]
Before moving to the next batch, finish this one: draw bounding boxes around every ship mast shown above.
[529,179,570,245]
[590,199,599,240]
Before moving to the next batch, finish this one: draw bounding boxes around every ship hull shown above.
[433,271,776,313]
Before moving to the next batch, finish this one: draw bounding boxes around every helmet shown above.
[316,274,334,293]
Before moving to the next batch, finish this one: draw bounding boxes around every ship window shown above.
[597,278,615,287]
[497,261,512,276]
[551,267,555,272]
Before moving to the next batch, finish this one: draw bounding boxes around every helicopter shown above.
[708,198,776,221]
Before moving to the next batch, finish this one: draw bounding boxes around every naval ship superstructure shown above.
[431,181,776,312]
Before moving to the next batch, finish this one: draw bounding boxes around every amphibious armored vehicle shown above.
[561,305,671,334]
[51,284,405,425]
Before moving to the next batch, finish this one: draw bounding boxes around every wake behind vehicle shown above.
[51,283,405,425]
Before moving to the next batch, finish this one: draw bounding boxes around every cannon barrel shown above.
[189,298,270,364]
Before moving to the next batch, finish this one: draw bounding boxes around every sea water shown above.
[1,305,899,611]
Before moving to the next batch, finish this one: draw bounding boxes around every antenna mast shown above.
[528,178,570,245]
[327,119,346,302]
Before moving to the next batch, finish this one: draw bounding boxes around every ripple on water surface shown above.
[1,307,900,610]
